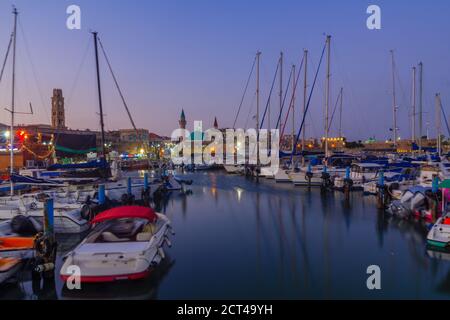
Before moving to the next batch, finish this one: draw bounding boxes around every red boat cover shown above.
[91,206,157,224]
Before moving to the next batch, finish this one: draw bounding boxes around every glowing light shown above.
[4,131,10,138]
[139,148,145,154]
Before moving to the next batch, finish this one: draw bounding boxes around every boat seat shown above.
[136,233,152,241]
[101,232,130,242]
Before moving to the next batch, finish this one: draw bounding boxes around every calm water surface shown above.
[1,171,450,299]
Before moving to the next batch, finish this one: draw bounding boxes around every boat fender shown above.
[34,263,55,273]
[157,247,165,260]
[164,236,172,248]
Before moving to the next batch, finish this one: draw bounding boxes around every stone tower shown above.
[51,89,66,129]
[179,109,186,129]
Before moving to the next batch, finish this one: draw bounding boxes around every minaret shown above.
[179,109,186,129]
[213,117,218,129]
[51,89,66,129]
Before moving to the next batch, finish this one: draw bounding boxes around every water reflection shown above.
[2,171,450,299]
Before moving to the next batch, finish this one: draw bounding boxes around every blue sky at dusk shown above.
[0,0,449,141]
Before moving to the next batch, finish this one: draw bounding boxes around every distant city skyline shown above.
[0,0,449,141]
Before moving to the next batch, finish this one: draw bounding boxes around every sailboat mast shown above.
[256,51,261,168]
[411,67,416,143]
[279,52,283,114]
[93,32,107,159]
[390,50,398,148]
[302,49,308,153]
[436,93,442,156]
[292,64,296,152]
[324,35,331,159]
[9,7,18,197]
[339,87,343,138]
[419,62,423,153]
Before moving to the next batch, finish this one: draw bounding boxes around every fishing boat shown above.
[60,206,172,283]
[0,257,22,285]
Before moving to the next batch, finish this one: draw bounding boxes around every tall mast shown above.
[256,51,261,168]
[324,35,331,159]
[302,49,308,153]
[390,50,398,148]
[291,64,296,152]
[339,87,343,138]
[436,93,442,156]
[93,32,106,159]
[279,52,283,114]
[411,67,416,143]
[418,62,423,153]
[9,7,18,197]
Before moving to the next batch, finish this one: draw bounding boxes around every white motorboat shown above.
[259,166,278,179]
[427,213,450,249]
[274,169,292,183]
[334,163,386,190]
[60,206,172,283]
[223,165,244,174]
[289,170,323,187]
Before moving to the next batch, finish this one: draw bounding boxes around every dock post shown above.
[144,172,149,191]
[344,166,352,198]
[306,164,313,188]
[44,198,54,236]
[376,171,385,209]
[321,166,329,192]
[98,184,106,205]
[431,176,439,222]
[127,177,132,196]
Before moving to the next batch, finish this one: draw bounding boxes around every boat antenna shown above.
[92,31,107,160]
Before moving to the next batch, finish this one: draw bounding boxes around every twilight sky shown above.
[0,0,449,141]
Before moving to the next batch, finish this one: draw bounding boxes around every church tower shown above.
[213,117,218,129]
[51,89,66,129]
[179,109,186,129]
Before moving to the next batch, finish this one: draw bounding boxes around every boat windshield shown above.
[85,218,162,243]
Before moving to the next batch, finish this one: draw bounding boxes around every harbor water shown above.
[1,171,450,299]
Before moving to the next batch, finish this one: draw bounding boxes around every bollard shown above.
[44,198,54,236]
[376,171,385,210]
[144,172,149,191]
[432,176,439,194]
[98,184,106,205]
[127,177,132,195]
